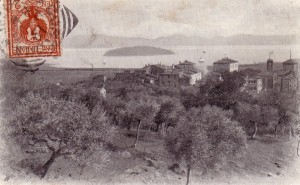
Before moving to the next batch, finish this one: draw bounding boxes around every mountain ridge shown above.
[64,34,299,48]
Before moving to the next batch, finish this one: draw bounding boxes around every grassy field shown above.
[1,129,300,185]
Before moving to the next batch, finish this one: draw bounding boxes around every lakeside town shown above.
[68,54,300,98]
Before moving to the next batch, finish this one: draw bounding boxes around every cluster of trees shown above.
[1,62,112,178]
[181,71,299,140]
[1,61,298,183]
[103,71,299,184]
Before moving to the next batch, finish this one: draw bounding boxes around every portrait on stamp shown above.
[6,0,60,58]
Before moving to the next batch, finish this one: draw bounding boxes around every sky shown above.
[62,0,300,39]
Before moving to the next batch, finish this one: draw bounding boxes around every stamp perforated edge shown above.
[5,0,61,58]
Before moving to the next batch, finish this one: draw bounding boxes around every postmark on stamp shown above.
[6,0,61,58]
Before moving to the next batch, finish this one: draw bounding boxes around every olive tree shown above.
[235,102,279,139]
[154,96,185,135]
[7,93,112,178]
[124,93,160,148]
[103,96,126,126]
[165,105,246,185]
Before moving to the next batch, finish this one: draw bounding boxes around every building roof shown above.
[283,59,300,64]
[177,60,195,65]
[135,69,146,71]
[260,71,274,77]
[143,64,170,70]
[152,64,170,69]
[274,70,290,76]
[214,57,239,64]
[159,72,179,75]
[281,71,297,79]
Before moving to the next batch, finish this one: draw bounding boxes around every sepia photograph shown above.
[0,0,300,184]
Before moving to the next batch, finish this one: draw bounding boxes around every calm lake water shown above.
[45,45,300,69]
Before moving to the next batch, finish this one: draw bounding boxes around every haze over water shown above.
[46,45,300,69]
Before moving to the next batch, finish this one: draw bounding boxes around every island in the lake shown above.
[104,46,175,56]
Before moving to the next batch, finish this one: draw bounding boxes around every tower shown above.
[267,59,273,72]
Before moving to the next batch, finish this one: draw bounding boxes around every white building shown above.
[213,57,239,73]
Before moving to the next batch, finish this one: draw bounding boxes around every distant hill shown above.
[103,46,174,56]
[64,34,299,48]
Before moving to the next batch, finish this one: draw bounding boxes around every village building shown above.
[158,72,180,88]
[183,71,202,85]
[283,59,299,73]
[261,58,299,93]
[158,71,202,88]
[115,61,202,87]
[143,64,171,77]
[213,57,239,73]
[244,76,263,96]
[173,60,202,85]
[174,60,197,72]
[273,70,298,93]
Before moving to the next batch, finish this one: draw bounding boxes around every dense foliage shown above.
[1,60,299,181]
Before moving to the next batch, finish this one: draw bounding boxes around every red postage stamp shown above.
[6,0,61,58]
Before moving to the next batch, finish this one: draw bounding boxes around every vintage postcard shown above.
[0,0,300,185]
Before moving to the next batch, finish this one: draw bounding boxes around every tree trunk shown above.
[39,151,60,178]
[161,123,167,136]
[186,164,191,185]
[250,122,258,139]
[79,164,86,176]
[274,125,278,138]
[155,123,160,132]
[113,115,118,126]
[126,122,131,130]
[289,126,293,140]
[132,120,141,148]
